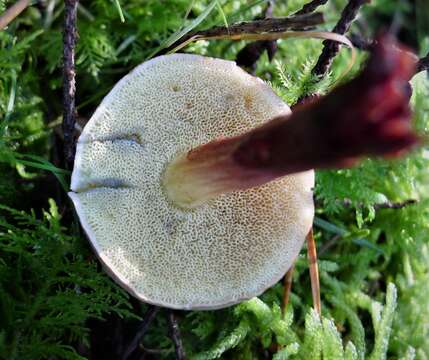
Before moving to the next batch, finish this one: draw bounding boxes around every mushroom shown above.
[69,36,417,310]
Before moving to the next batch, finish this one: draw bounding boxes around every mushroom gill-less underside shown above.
[69,54,314,310]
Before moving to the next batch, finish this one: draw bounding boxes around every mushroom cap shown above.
[69,54,314,310]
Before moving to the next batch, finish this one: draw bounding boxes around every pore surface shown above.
[69,54,314,309]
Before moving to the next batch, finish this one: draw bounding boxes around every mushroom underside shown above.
[70,54,315,309]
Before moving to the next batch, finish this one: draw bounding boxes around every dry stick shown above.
[281,263,295,314]
[0,0,31,30]
[344,34,428,75]
[307,229,321,315]
[339,34,428,76]
[164,12,324,54]
[295,0,328,15]
[375,199,417,209]
[318,234,341,256]
[62,0,78,168]
[311,0,367,77]
[294,0,367,105]
[336,198,418,210]
[236,0,277,71]
[349,32,373,50]
[122,306,160,360]
[168,311,186,360]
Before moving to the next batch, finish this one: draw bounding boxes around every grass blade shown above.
[146,0,217,59]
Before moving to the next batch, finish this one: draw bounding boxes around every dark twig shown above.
[417,52,429,74]
[122,306,160,360]
[335,34,428,75]
[316,198,418,211]
[164,12,324,53]
[334,35,428,75]
[62,0,78,169]
[318,234,341,256]
[199,13,323,37]
[312,0,368,77]
[343,198,418,210]
[374,199,417,210]
[295,0,328,15]
[349,32,373,50]
[168,311,186,360]
[236,0,277,72]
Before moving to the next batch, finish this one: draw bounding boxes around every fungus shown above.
[69,36,417,310]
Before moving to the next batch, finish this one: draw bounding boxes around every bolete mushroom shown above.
[69,36,417,310]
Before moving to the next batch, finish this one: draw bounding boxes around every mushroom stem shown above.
[163,35,418,209]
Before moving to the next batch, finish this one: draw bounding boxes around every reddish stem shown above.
[163,35,418,208]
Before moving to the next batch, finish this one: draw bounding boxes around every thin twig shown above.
[168,311,186,360]
[417,52,429,74]
[295,0,328,15]
[312,0,368,77]
[375,199,418,210]
[341,198,418,210]
[349,32,373,50]
[142,347,173,355]
[281,263,295,314]
[236,0,277,71]
[333,34,428,75]
[164,12,324,53]
[122,306,160,360]
[318,234,341,256]
[0,0,31,30]
[307,229,321,315]
[198,13,323,37]
[62,0,78,168]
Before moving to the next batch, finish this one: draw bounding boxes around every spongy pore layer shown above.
[69,54,315,310]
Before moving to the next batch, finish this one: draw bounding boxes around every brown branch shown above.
[336,34,428,75]
[342,198,418,210]
[375,199,418,210]
[62,0,78,168]
[122,306,160,360]
[295,0,329,15]
[312,0,368,77]
[0,0,31,30]
[168,311,186,360]
[349,32,373,50]
[164,12,324,54]
[315,198,418,210]
[236,0,277,72]
[337,33,428,76]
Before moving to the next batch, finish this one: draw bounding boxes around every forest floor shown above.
[0,0,428,359]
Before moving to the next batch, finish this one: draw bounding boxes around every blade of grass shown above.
[314,216,347,235]
[203,0,266,30]
[15,158,69,191]
[183,0,196,21]
[215,0,228,30]
[14,159,68,174]
[5,70,17,122]
[146,0,217,59]
[113,0,125,23]
[115,35,137,56]
[314,217,383,254]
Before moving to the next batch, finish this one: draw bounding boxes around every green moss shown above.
[0,0,428,359]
